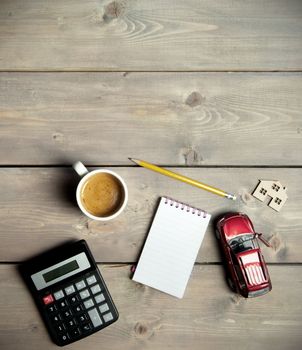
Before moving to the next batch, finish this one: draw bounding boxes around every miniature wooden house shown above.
[252,180,288,212]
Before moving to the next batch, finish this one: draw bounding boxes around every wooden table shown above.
[1,1,302,349]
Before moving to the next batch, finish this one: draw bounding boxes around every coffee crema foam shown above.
[80,173,124,217]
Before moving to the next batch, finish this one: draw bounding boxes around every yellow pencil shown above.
[129,158,236,201]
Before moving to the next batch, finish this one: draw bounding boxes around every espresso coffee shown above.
[80,173,125,217]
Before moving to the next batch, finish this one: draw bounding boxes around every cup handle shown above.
[73,161,89,177]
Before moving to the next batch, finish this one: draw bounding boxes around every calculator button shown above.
[68,295,79,304]
[84,298,94,309]
[94,293,105,304]
[81,323,92,333]
[103,312,114,323]
[70,327,81,338]
[74,304,84,313]
[75,280,86,290]
[58,299,68,309]
[54,290,65,300]
[86,275,97,285]
[59,333,70,343]
[88,308,103,328]
[46,304,57,313]
[99,303,109,314]
[66,318,77,328]
[43,294,54,305]
[80,289,90,300]
[62,309,73,319]
[51,314,62,323]
[65,285,75,295]
[77,313,89,324]
[55,323,66,333]
[90,284,101,295]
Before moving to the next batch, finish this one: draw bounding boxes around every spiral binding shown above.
[163,197,207,218]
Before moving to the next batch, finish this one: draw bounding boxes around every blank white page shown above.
[133,197,211,298]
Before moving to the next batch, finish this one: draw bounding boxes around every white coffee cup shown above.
[73,161,128,221]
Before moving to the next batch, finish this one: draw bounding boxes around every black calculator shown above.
[20,240,119,346]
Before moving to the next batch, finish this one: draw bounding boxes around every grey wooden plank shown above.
[0,264,301,350]
[1,72,302,165]
[0,167,300,263]
[0,0,301,70]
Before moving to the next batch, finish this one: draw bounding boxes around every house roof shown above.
[258,180,283,186]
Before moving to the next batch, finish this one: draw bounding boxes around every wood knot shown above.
[73,217,91,235]
[52,132,64,143]
[185,91,205,108]
[29,323,39,333]
[268,233,283,252]
[103,1,126,21]
[267,232,287,258]
[182,147,203,165]
[240,191,254,205]
[134,322,148,336]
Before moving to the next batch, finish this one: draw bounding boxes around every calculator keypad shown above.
[78,313,89,323]
[59,299,68,309]
[91,284,101,294]
[43,294,54,305]
[42,272,118,345]
[84,299,94,309]
[94,293,105,304]
[75,280,86,290]
[99,303,109,313]
[74,304,84,313]
[86,275,97,285]
[69,295,79,304]
[47,304,57,313]
[54,290,64,300]
[103,312,114,323]
[65,285,75,295]
[88,308,103,327]
[79,289,90,299]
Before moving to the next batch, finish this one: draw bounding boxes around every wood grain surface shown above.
[1,0,301,349]
[0,264,301,350]
[0,167,300,263]
[0,0,301,71]
[1,72,302,165]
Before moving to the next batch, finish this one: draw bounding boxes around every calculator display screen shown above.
[31,252,91,290]
[43,260,79,283]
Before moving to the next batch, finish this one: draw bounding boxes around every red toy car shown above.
[216,212,272,298]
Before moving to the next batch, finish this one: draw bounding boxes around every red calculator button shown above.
[43,294,54,305]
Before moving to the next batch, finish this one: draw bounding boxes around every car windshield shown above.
[229,234,256,254]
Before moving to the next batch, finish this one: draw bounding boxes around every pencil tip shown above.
[226,193,237,201]
[129,157,138,164]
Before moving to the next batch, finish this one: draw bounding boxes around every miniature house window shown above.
[275,198,282,205]
[272,184,280,192]
[260,188,267,195]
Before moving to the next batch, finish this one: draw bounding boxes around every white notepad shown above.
[133,197,211,298]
